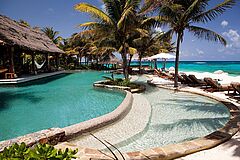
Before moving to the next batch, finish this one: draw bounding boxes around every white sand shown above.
[147,71,240,85]
[183,71,240,85]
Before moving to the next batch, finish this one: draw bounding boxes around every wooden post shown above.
[32,52,36,74]
[55,53,59,71]
[10,47,15,73]
[45,53,49,71]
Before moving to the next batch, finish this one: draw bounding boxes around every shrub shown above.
[102,76,139,89]
[0,143,77,160]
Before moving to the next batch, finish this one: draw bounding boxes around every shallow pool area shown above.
[118,86,230,152]
[0,71,126,141]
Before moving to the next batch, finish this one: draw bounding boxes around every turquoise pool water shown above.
[118,84,230,152]
[0,71,125,141]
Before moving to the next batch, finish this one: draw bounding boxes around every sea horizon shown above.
[131,61,240,76]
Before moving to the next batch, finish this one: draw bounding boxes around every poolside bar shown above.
[0,15,64,79]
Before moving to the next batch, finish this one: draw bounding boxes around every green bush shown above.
[0,143,77,160]
[102,76,139,89]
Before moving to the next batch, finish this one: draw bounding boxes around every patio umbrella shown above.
[148,53,175,70]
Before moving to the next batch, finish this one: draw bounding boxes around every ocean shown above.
[131,61,240,76]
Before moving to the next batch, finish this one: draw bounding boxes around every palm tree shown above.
[145,0,235,87]
[133,30,174,73]
[75,0,146,79]
[42,27,62,45]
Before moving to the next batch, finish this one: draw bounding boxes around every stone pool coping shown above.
[0,90,133,151]
[63,90,133,139]
[56,85,240,160]
[93,80,146,93]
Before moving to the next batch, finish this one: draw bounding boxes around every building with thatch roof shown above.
[99,54,122,69]
[0,14,64,78]
[99,55,122,65]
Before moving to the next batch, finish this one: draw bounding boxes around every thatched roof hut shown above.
[99,55,122,64]
[0,15,64,77]
[0,14,64,54]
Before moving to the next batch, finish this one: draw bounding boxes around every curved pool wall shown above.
[118,87,230,152]
[0,71,126,141]
[55,86,239,160]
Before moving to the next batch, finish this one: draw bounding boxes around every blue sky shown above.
[0,0,240,61]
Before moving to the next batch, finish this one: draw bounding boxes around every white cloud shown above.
[155,27,162,32]
[223,29,240,48]
[219,29,240,54]
[221,20,228,28]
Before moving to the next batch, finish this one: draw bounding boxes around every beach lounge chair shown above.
[204,77,233,92]
[176,74,186,84]
[188,74,207,86]
[181,74,194,85]
[154,69,174,80]
[231,82,240,95]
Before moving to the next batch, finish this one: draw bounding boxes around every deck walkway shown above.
[0,71,65,85]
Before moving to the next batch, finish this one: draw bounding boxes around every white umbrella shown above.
[148,53,175,60]
[148,53,175,70]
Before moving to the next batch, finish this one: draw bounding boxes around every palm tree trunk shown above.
[121,49,129,80]
[174,32,182,88]
[79,52,82,66]
[128,54,133,70]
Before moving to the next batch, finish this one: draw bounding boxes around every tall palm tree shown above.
[42,27,62,45]
[145,0,235,87]
[75,0,145,79]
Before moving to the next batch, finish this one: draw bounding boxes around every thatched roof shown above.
[0,15,64,54]
[99,55,122,64]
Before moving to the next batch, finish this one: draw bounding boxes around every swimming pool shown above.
[118,85,230,152]
[0,71,126,141]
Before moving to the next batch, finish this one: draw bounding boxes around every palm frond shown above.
[141,16,169,28]
[192,0,236,23]
[103,0,122,22]
[75,3,113,24]
[78,29,97,36]
[128,47,138,55]
[183,0,202,21]
[187,25,227,46]
[78,22,100,29]
[134,28,149,37]
[117,6,134,29]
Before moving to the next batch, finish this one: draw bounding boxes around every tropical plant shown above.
[19,19,30,27]
[144,0,235,87]
[42,27,63,45]
[133,30,175,73]
[75,0,146,79]
[0,142,77,160]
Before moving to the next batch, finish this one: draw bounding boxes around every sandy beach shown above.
[147,70,240,85]
[183,71,240,85]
